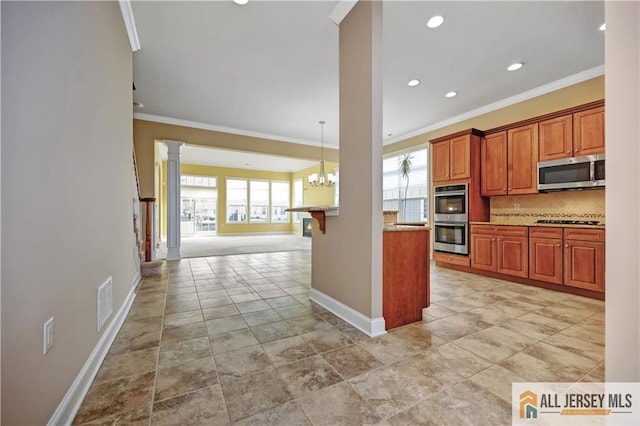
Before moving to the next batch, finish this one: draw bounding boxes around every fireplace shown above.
[302,217,313,237]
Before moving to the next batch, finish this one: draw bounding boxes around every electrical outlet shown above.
[97,277,113,332]
[514,203,521,211]
[43,317,54,355]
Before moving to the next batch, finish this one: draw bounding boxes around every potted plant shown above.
[399,153,413,221]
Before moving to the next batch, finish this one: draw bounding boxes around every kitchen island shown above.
[383,224,431,329]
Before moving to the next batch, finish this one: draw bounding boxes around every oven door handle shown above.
[435,191,467,197]
[435,222,468,227]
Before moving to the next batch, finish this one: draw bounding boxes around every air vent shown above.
[97,277,113,332]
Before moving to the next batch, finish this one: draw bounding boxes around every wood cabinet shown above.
[529,227,563,284]
[539,114,573,162]
[480,132,507,196]
[539,106,605,161]
[470,225,528,278]
[383,229,430,330]
[573,106,605,156]
[432,134,470,183]
[563,228,605,292]
[481,125,537,196]
[507,124,538,195]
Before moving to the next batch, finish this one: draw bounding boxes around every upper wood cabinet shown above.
[507,124,538,195]
[432,135,470,183]
[573,106,605,156]
[539,106,605,161]
[539,114,573,162]
[481,124,538,196]
[481,132,507,196]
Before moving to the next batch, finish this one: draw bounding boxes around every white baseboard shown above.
[309,288,386,337]
[48,281,138,426]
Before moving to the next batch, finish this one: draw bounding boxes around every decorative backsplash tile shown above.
[490,190,605,225]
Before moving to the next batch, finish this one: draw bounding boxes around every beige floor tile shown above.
[77,405,151,426]
[205,315,248,336]
[209,328,260,354]
[233,401,310,426]
[275,304,314,319]
[276,355,343,398]
[150,385,229,426]
[468,364,528,403]
[322,344,383,379]
[199,296,234,309]
[543,332,604,361]
[163,310,204,327]
[242,308,283,326]
[453,325,536,363]
[158,337,211,368]
[164,299,200,315]
[285,314,333,334]
[316,311,349,327]
[430,298,477,313]
[214,344,273,383]
[421,303,457,319]
[95,347,158,384]
[202,304,241,319]
[442,311,494,330]
[297,381,381,425]
[500,312,573,341]
[421,318,482,341]
[356,333,416,365]
[426,343,493,378]
[390,323,448,352]
[231,292,262,303]
[74,371,155,424]
[581,361,605,382]
[154,356,218,401]
[236,300,271,314]
[500,341,599,382]
[221,369,293,422]
[388,380,511,426]
[336,324,370,342]
[301,328,353,353]
[265,295,299,309]
[262,335,317,366]
[250,320,298,343]
[160,321,207,347]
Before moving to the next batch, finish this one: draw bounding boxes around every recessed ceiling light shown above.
[445,91,457,98]
[507,62,524,71]
[599,23,606,31]
[233,0,248,5]
[427,15,444,29]
[408,79,420,87]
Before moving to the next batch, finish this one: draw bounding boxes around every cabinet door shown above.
[449,135,471,180]
[564,239,605,292]
[529,237,563,284]
[574,106,605,156]
[481,132,507,196]
[432,141,450,182]
[539,115,573,161]
[470,233,497,272]
[507,124,539,194]
[497,236,529,278]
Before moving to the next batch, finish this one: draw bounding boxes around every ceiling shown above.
[131,0,604,171]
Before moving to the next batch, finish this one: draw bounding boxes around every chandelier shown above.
[308,120,335,187]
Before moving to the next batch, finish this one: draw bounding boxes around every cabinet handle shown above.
[508,188,512,191]
[556,243,560,247]
[566,150,571,154]
[565,244,569,248]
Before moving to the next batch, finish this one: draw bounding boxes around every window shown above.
[293,178,303,223]
[226,179,247,223]
[181,175,217,187]
[250,180,269,222]
[383,148,429,222]
[271,181,290,223]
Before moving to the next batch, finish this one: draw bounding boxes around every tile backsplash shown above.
[490,189,605,225]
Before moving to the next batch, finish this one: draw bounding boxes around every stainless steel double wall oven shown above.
[434,184,469,255]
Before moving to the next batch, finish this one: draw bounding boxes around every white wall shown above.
[605,1,640,381]
[1,2,136,423]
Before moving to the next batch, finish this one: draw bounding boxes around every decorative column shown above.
[165,140,184,260]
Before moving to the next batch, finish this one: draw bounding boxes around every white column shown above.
[165,140,184,260]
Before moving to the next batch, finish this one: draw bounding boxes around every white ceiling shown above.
[131,0,604,170]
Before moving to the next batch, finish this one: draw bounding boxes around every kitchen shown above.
[430,100,605,300]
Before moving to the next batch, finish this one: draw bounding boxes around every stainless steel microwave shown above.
[538,154,605,191]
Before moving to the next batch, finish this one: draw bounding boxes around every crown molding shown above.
[384,64,605,146]
[133,112,333,149]
[118,0,140,52]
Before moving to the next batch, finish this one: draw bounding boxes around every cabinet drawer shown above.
[471,224,528,237]
[434,252,470,267]
[529,227,563,238]
[563,228,605,241]
[471,224,499,235]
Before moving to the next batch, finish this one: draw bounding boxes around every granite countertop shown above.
[286,206,338,213]
[384,223,431,232]
[470,221,606,229]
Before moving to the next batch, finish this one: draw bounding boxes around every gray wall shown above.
[1,2,136,423]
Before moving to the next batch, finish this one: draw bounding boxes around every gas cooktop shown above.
[535,219,601,225]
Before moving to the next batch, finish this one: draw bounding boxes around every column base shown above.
[166,246,181,260]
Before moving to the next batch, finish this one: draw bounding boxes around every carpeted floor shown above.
[156,234,311,258]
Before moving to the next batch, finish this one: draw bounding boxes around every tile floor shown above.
[74,251,604,425]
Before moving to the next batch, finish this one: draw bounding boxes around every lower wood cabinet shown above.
[383,229,430,330]
[529,227,563,285]
[564,229,605,292]
[470,225,528,278]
